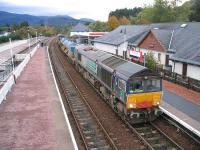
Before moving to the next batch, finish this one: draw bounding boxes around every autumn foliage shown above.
[107,16,131,31]
[107,16,120,31]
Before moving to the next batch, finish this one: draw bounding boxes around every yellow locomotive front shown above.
[126,77,162,123]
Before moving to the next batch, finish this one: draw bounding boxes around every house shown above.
[132,28,174,70]
[169,22,200,80]
[93,23,200,80]
[133,22,200,80]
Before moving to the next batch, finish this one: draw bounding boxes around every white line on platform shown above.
[47,46,79,150]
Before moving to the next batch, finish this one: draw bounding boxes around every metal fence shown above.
[155,69,200,92]
[0,45,39,104]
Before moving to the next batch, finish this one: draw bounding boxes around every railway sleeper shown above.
[135,126,152,131]
[152,142,174,149]
[90,145,110,150]
[139,131,158,136]
[146,136,163,142]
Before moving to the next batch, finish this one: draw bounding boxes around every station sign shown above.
[130,48,143,62]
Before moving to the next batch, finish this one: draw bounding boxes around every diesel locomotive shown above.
[59,38,163,124]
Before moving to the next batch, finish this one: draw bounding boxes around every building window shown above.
[158,53,161,62]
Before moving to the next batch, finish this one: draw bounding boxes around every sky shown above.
[0,0,189,21]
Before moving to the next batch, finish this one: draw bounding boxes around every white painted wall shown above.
[94,42,128,57]
[118,42,128,56]
[187,64,200,80]
[173,62,200,80]
[94,43,117,55]
[138,48,167,66]
[174,62,183,75]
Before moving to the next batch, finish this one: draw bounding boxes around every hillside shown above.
[0,11,94,26]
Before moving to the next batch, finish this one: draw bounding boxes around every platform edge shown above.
[47,46,79,150]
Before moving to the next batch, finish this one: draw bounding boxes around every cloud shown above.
[0,0,190,21]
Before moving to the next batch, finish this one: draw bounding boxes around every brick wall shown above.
[138,31,166,53]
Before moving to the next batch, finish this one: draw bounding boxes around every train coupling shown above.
[130,111,140,118]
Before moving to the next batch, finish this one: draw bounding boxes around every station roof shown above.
[71,23,89,32]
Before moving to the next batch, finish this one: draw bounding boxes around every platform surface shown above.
[161,80,200,136]
[0,46,76,149]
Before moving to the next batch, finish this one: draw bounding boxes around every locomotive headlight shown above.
[153,100,160,106]
[129,103,136,108]
[129,104,134,108]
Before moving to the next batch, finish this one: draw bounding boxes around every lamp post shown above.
[36,31,38,42]
[9,38,14,71]
[28,31,30,53]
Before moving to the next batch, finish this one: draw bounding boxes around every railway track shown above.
[50,38,200,150]
[128,122,183,150]
[49,39,118,150]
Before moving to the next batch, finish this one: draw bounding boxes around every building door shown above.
[182,63,187,76]
[165,55,169,66]
[116,48,118,56]
[123,51,127,59]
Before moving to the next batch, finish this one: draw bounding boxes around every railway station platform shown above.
[161,80,200,137]
[0,46,77,149]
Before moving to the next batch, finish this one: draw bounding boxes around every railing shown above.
[155,69,200,92]
[0,45,39,104]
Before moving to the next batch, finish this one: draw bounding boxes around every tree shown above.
[107,16,120,31]
[89,21,107,32]
[152,0,173,22]
[174,1,191,21]
[136,7,154,24]
[119,16,130,25]
[20,21,29,28]
[145,52,157,69]
[11,23,20,31]
[189,0,200,21]
[109,8,143,19]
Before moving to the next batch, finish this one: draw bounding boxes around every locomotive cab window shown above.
[144,79,161,92]
[129,80,144,93]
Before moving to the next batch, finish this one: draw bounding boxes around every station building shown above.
[70,23,107,44]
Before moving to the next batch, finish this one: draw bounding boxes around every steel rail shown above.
[49,39,118,150]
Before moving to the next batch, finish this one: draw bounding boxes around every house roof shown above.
[151,29,172,50]
[71,23,89,32]
[93,25,150,46]
[170,22,200,66]
[93,23,184,46]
